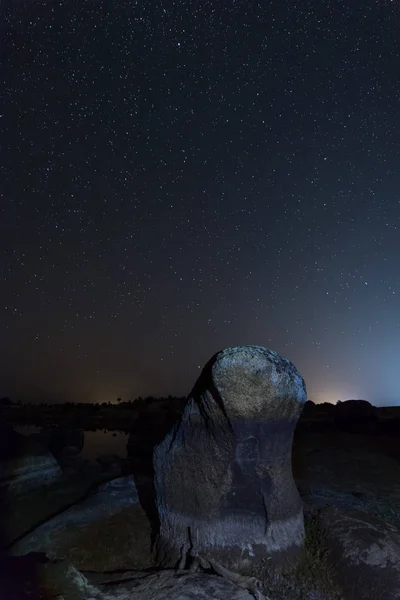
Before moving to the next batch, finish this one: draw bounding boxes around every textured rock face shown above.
[10,476,153,572]
[153,345,307,572]
[321,506,400,600]
[0,452,63,496]
[12,560,255,600]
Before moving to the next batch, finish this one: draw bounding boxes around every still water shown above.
[14,425,129,460]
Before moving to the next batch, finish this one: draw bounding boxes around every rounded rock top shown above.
[211,345,307,420]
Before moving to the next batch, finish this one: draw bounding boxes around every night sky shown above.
[2,1,400,406]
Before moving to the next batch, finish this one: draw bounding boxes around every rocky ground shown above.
[1,404,400,600]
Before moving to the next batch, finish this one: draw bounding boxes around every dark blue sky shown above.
[1,1,400,405]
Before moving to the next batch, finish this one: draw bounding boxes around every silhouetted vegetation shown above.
[1,396,400,440]
[0,395,187,431]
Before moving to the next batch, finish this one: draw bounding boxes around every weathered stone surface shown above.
[10,476,154,572]
[0,452,63,496]
[32,560,256,600]
[154,345,307,572]
[320,506,400,600]
[2,472,112,550]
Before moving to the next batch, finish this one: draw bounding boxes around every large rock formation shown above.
[153,345,307,572]
[334,399,378,433]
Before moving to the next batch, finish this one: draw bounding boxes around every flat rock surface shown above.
[0,452,63,495]
[292,432,400,600]
[293,432,400,527]
[1,472,108,549]
[41,561,256,600]
[320,505,400,600]
[9,476,154,572]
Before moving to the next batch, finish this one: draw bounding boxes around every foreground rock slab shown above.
[1,473,107,549]
[39,560,257,600]
[10,476,154,571]
[320,506,400,600]
[294,431,400,528]
[154,345,307,572]
[40,425,85,458]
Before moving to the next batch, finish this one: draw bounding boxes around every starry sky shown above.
[1,0,400,406]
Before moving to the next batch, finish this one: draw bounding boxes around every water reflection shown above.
[84,429,128,460]
[14,425,128,460]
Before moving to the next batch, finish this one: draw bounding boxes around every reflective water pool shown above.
[14,425,129,460]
